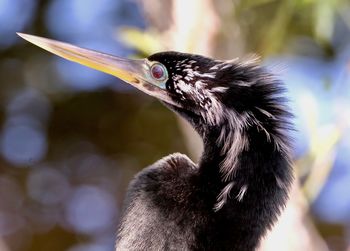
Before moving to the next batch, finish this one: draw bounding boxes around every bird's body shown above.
[116,53,293,251]
[18,34,293,251]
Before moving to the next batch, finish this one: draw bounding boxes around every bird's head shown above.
[147,52,278,132]
[17,33,287,141]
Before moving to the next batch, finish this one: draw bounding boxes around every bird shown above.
[18,33,293,251]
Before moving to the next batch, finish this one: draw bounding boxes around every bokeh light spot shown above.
[27,167,70,205]
[0,123,47,166]
[0,0,36,49]
[65,185,117,235]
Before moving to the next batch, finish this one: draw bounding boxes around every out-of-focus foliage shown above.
[235,0,348,56]
[123,0,350,57]
[0,1,186,251]
[118,28,163,56]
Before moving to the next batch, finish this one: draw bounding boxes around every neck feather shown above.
[199,107,293,211]
[195,109,293,250]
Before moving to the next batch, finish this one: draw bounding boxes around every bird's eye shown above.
[150,63,168,82]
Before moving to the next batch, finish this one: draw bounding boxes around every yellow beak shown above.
[17,33,147,84]
[17,33,177,106]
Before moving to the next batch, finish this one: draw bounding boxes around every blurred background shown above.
[0,0,350,250]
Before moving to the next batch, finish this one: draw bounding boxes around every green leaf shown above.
[117,27,164,55]
[313,0,336,43]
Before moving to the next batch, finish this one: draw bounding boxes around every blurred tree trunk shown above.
[257,181,328,251]
[139,0,328,250]
[0,239,9,251]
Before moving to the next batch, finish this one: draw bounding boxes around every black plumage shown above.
[16,34,293,251]
[116,52,293,251]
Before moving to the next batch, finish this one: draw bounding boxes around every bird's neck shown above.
[199,119,292,204]
[196,117,293,250]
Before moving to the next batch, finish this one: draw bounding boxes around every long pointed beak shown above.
[17,33,176,106]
